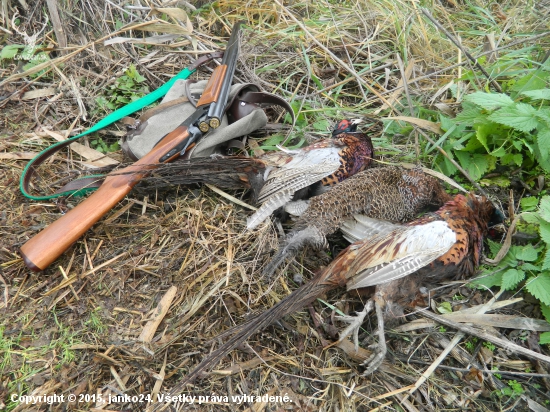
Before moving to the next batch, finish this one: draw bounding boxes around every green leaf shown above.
[539,332,550,345]
[512,72,548,93]
[501,269,525,290]
[437,301,453,314]
[480,176,510,188]
[261,134,286,146]
[489,146,507,157]
[487,103,539,133]
[475,123,494,152]
[520,197,539,212]
[0,44,23,59]
[535,108,550,126]
[502,246,520,267]
[526,274,550,306]
[512,139,523,151]
[487,238,504,257]
[436,145,459,176]
[108,142,120,152]
[521,263,541,272]
[540,196,550,223]
[502,153,523,167]
[485,154,497,172]
[535,145,550,173]
[290,101,308,127]
[524,139,536,155]
[522,89,550,101]
[540,221,550,244]
[454,151,490,180]
[537,127,550,161]
[462,133,485,152]
[470,270,502,288]
[522,212,542,224]
[455,108,484,123]
[515,244,538,262]
[311,119,330,131]
[541,304,550,323]
[454,150,471,171]
[465,92,515,110]
[543,250,550,271]
[286,137,307,150]
[439,115,456,132]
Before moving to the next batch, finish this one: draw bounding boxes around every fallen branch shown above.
[416,304,550,365]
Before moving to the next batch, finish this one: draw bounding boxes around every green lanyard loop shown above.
[20,51,225,201]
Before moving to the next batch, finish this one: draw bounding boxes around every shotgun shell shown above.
[199,122,210,132]
[209,118,220,129]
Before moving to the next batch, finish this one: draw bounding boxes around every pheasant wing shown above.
[247,147,342,229]
[343,220,456,290]
[257,146,341,204]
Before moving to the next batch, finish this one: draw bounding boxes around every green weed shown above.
[90,137,120,154]
[496,379,525,398]
[93,64,150,115]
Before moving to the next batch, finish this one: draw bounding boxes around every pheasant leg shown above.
[362,300,387,375]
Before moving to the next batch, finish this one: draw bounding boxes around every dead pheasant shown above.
[142,119,374,228]
[245,118,374,229]
[154,193,503,392]
[262,166,452,276]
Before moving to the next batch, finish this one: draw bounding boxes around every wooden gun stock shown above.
[20,125,191,272]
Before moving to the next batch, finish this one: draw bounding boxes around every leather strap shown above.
[185,80,199,106]
[232,90,295,125]
[21,138,105,198]
[188,51,224,71]
[184,81,295,125]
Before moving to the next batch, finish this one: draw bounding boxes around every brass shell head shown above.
[209,118,221,129]
[199,122,210,133]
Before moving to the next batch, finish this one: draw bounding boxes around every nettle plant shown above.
[473,196,550,343]
[434,89,550,183]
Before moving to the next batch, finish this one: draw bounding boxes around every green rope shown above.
[20,67,195,201]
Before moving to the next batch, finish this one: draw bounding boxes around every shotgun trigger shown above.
[158,125,204,163]
[179,125,202,155]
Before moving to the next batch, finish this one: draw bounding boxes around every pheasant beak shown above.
[351,119,363,125]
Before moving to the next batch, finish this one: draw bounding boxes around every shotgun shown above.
[20,21,243,272]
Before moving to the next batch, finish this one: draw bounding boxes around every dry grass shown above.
[1,0,550,411]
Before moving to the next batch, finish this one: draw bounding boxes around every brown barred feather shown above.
[263,166,452,277]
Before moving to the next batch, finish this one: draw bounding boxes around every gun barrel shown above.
[207,21,242,126]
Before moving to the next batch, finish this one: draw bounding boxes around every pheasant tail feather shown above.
[167,274,334,392]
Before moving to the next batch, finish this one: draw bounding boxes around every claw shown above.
[336,299,374,352]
